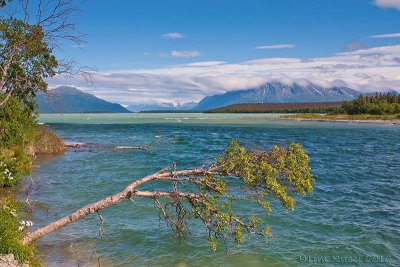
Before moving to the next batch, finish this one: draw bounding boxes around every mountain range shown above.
[37,83,389,113]
[127,102,197,112]
[37,86,131,113]
[193,82,361,110]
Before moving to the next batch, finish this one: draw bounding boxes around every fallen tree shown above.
[22,140,314,250]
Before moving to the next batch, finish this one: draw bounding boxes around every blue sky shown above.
[62,0,400,70]
[48,0,400,105]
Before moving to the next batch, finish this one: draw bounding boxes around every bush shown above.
[32,125,65,155]
[0,97,36,148]
[0,148,31,187]
[0,197,40,266]
[0,97,36,187]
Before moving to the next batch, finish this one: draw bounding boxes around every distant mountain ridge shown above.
[194,82,361,110]
[127,102,196,112]
[37,86,131,113]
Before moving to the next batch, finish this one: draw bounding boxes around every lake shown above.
[26,113,400,266]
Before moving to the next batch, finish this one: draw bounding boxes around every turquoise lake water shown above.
[27,113,400,266]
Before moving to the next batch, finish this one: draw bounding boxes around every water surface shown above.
[27,113,400,266]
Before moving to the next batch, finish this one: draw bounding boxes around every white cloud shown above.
[370,32,400,38]
[183,61,226,67]
[336,45,400,55]
[162,32,184,39]
[48,45,400,105]
[342,41,367,51]
[373,0,400,10]
[254,44,296,49]
[170,50,202,58]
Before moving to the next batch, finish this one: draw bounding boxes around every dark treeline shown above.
[340,93,400,115]
[206,93,400,115]
[206,102,343,113]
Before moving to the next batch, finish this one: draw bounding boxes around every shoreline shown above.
[279,117,400,125]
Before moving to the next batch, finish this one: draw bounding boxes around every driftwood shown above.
[65,143,81,148]
[113,139,159,152]
[113,145,151,152]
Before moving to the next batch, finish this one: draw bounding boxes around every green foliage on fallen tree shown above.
[152,140,314,251]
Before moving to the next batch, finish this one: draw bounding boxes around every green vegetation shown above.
[0,197,40,267]
[0,96,64,184]
[0,97,35,187]
[206,102,343,113]
[0,16,58,108]
[1,1,79,265]
[33,125,65,155]
[180,140,313,250]
[0,98,64,265]
[284,113,400,121]
[0,96,64,265]
[340,93,400,115]
[282,93,400,122]
[206,93,400,119]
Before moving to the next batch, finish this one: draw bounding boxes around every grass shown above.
[283,113,400,121]
[31,125,65,155]
[0,197,41,266]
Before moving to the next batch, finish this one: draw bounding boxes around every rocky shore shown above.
[0,255,28,267]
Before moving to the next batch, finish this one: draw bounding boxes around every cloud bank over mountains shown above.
[49,45,400,105]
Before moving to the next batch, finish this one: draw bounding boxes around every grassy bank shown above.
[30,125,65,155]
[282,113,400,124]
[0,197,40,267]
[1,97,64,266]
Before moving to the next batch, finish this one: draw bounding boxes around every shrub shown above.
[0,97,36,148]
[0,148,31,187]
[0,97,36,187]
[0,197,40,266]
[32,125,65,155]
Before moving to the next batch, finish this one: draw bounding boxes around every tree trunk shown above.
[22,168,207,244]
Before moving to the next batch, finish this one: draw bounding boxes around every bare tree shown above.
[22,140,314,251]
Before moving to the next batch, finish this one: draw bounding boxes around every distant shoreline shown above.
[279,115,400,125]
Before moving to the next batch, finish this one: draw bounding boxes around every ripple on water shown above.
[29,118,400,266]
